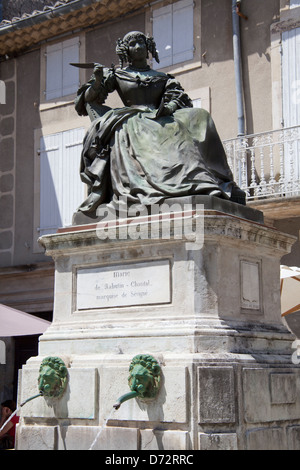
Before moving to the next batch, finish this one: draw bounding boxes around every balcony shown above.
[224,125,300,220]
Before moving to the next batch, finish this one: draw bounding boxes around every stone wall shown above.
[0,58,15,267]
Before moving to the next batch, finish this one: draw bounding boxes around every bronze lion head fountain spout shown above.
[113,354,161,410]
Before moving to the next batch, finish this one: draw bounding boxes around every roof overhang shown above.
[0,0,150,56]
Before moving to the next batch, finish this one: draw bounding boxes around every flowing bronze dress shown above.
[75,66,241,213]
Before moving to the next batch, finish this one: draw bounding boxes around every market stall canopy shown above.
[0,303,51,337]
[280,265,300,317]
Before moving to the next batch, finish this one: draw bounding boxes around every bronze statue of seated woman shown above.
[73,31,245,216]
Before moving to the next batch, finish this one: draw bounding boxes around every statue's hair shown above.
[129,354,160,377]
[116,32,160,69]
[39,356,68,377]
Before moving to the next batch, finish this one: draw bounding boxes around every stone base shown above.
[72,195,264,226]
[16,209,300,450]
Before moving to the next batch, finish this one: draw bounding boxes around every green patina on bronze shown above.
[38,357,68,398]
[113,354,161,409]
[73,31,245,217]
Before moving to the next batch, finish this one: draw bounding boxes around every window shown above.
[192,99,202,108]
[282,27,300,185]
[38,128,86,237]
[188,87,210,112]
[152,0,194,69]
[45,37,79,100]
[290,0,300,8]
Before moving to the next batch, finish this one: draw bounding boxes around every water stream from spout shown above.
[0,392,43,434]
[89,408,116,450]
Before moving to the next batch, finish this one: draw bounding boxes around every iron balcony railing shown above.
[223,125,300,201]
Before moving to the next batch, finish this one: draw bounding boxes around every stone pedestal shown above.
[16,203,300,450]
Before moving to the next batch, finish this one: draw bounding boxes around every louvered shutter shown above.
[173,0,194,64]
[153,5,173,68]
[153,0,194,69]
[62,38,80,97]
[46,37,79,100]
[282,27,300,128]
[282,27,300,185]
[39,128,85,235]
[46,43,63,100]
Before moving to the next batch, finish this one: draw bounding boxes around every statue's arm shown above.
[84,64,105,103]
[75,66,116,117]
[160,76,193,116]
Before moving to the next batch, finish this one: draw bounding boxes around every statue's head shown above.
[38,356,68,398]
[116,31,160,68]
[128,354,161,399]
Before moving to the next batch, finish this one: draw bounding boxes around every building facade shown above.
[0,0,299,400]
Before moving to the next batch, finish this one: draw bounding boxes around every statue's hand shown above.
[160,102,177,116]
[93,63,104,82]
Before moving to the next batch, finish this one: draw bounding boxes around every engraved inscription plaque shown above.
[76,259,171,310]
[240,259,261,311]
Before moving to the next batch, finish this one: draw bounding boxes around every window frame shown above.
[33,124,88,253]
[40,34,86,106]
[147,0,202,74]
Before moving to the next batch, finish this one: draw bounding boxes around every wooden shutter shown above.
[39,128,85,235]
[61,128,86,227]
[153,0,194,69]
[153,4,173,68]
[173,0,194,64]
[62,38,79,97]
[282,27,300,185]
[46,37,79,100]
[46,43,63,100]
[282,27,300,128]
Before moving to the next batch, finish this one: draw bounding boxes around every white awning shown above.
[0,303,51,337]
[280,265,300,317]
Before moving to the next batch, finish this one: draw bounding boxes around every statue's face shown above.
[129,364,153,397]
[127,35,147,62]
[38,359,68,398]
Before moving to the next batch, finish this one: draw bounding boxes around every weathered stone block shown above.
[57,425,139,450]
[270,372,296,404]
[0,137,14,171]
[0,195,13,228]
[0,230,12,250]
[198,432,238,450]
[17,425,58,450]
[100,365,187,424]
[0,250,12,267]
[287,425,300,450]
[20,367,97,419]
[0,173,13,192]
[1,81,15,115]
[198,366,235,423]
[0,116,14,136]
[246,427,285,450]
[141,430,189,450]
[243,368,300,423]
[0,60,15,81]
